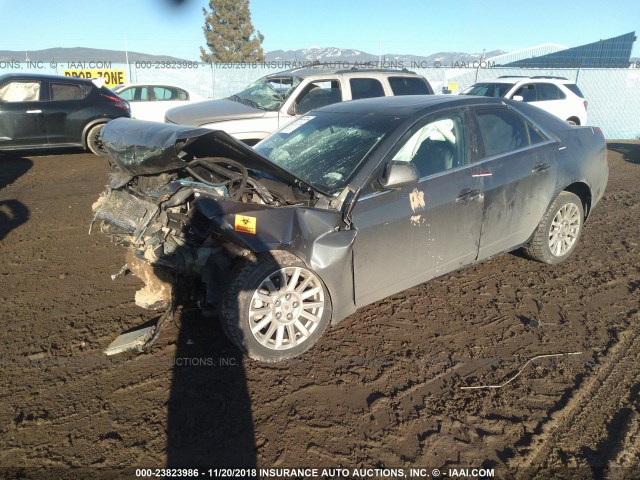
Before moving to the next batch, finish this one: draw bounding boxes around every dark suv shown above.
[0,73,130,156]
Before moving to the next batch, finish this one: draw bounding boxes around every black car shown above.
[93,95,608,362]
[0,73,130,156]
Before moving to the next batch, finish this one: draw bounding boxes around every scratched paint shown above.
[409,188,426,213]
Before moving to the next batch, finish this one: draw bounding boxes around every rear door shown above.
[512,82,568,121]
[351,108,483,307]
[471,105,558,259]
[43,80,93,145]
[529,83,568,120]
[0,79,47,148]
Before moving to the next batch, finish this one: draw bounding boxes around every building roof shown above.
[502,32,636,68]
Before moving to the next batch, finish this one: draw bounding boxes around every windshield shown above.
[255,112,402,195]
[229,75,301,111]
[461,82,513,97]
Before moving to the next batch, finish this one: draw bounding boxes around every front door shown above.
[279,79,343,128]
[351,109,483,307]
[0,79,47,148]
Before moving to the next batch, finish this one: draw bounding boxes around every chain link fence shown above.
[4,63,639,139]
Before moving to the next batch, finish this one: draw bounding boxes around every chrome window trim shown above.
[474,139,555,165]
[357,139,555,203]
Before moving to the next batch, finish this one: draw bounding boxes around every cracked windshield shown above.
[256,112,402,194]
[229,75,301,110]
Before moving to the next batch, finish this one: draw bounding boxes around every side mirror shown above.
[287,103,297,116]
[379,161,419,190]
[512,95,524,102]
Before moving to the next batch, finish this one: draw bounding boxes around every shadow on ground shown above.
[0,154,32,240]
[166,307,256,469]
[607,142,640,164]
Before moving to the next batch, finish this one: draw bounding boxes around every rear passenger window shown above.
[476,108,529,157]
[537,83,566,100]
[153,87,174,100]
[177,88,188,101]
[476,108,548,157]
[350,78,385,100]
[51,83,90,101]
[388,77,432,95]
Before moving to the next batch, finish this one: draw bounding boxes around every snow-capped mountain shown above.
[265,47,506,66]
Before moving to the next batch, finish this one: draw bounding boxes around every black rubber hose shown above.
[186,157,248,200]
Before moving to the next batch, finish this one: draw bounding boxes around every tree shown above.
[200,0,265,63]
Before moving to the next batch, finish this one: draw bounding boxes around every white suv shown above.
[461,76,588,125]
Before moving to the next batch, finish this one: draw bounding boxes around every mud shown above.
[1,142,639,479]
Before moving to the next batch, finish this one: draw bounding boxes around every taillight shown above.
[102,94,129,110]
[583,99,588,110]
[592,126,605,141]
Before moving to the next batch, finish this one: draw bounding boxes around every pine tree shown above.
[200,0,265,63]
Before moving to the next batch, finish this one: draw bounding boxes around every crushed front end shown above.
[92,119,323,353]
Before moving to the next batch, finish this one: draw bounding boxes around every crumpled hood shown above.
[164,98,265,126]
[100,118,307,190]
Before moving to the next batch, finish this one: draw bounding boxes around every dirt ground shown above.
[0,142,639,480]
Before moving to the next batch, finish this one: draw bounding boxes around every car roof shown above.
[476,76,575,85]
[115,83,190,89]
[315,94,503,117]
[269,66,423,79]
[0,73,96,84]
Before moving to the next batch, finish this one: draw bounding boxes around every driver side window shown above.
[0,81,41,102]
[294,80,342,115]
[391,112,467,178]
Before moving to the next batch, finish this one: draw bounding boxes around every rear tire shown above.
[86,123,108,157]
[524,191,584,264]
[220,251,331,362]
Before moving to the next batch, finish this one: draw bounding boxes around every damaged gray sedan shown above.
[93,95,608,362]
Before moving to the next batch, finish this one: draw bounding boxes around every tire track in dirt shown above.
[511,311,640,477]
[2,145,640,474]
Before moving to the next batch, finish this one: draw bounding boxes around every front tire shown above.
[220,251,332,362]
[525,191,584,264]
[86,123,108,157]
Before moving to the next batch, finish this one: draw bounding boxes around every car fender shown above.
[193,197,358,323]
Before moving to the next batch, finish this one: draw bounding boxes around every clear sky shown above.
[0,0,638,60]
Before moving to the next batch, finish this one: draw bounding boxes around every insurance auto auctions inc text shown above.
[203,467,496,478]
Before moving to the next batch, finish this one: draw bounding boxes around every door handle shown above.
[471,169,492,177]
[26,109,43,114]
[532,162,551,174]
[456,188,482,203]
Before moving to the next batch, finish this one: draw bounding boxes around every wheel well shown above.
[563,182,592,218]
[567,116,580,125]
[81,120,108,148]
